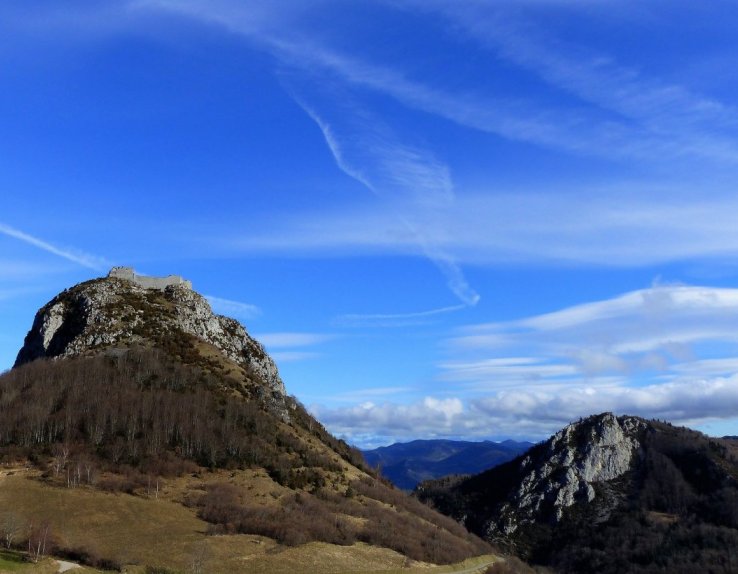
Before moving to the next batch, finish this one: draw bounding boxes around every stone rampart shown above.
[108,267,192,290]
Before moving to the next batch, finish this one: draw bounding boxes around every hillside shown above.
[362,440,532,490]
[418,413,738,573]
[0,269,492,572]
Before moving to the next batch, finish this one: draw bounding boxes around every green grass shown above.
[0,549,58,573]
[0,550,25,572]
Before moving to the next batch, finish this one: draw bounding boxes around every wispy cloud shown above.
[255,332,333,347]
[205,295,261,320]
[288,85,479,308]
[138,0,481,308]
[0,223,107,270]
[127,1,738,276]
[337,303,468,328]
[226,187,738,267]
[405,1,738,164]
[315,283,738,446]
[448,284,738,382]
[0,259,69,281]
[271,351,321,363]
[254,331,334,363]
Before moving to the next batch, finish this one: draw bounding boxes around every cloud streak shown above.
[288,84,479,308]
[255,332,333,347]
[139,0,481,308]
[0,223,107,270]
[226,188,738,267]
[337,303,468,327]
[205,295,261,320]
[255,331,335,363]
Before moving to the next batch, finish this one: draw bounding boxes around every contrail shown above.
[291,93,480,308]
[0,223,107,270]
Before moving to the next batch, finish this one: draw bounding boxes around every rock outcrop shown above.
[418,414,738,572]
[14,270,288,418]
[490,413,646,535]
[417,413,649,542]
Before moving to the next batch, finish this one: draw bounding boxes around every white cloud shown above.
[314,396,466,441]
[315,283,738,446]
[336,303,468,328]
[453,285,738,354]
[255,332,334,364]
[0,223,107,270]
[317,373,738,447]
[271,351,321,363]
[406,1,738,164]
[205,295,261,320]
[287,78,479,307]
[472,375,738,427]
[255,332,333,348]
[440,357,578,383]
[0,259,70,281]
[226,188,738,268]
[448,285,738,382]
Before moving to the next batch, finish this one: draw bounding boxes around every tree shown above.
[188,540,210,574]
[1,512,22,549]
[27,520,52,563]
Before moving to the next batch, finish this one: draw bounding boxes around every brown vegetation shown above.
[0,350,490,567]
[0,350,358,483]
[193,475,490,564]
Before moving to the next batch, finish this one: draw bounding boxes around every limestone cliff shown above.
[418,414,738,572]
[489,413,646,536]
[417,413,649,542]
[14,271,288,418]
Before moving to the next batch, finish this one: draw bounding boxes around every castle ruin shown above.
[108,267,192,290]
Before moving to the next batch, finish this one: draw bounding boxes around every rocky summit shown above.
[493,413,646,534]
[14,268,288,417]
[418,413,649,540]
[418,413,738,573]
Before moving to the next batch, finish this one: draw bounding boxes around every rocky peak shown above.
[490,413,647,536]
[14,270,288,417]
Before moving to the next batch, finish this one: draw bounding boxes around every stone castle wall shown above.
[108,267,192,290]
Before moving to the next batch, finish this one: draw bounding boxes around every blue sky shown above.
[3,1,738,447]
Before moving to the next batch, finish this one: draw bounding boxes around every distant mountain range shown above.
[362,439,533,490]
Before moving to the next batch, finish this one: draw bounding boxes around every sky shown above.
[2,1,738,448]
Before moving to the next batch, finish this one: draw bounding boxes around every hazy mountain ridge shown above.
[362,439,532,490]
[418,413,738,573]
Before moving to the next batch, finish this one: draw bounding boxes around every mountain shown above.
[0,269,492,572]
[14,267,288,417]
[362,439,533,490]
[417,412,738,573]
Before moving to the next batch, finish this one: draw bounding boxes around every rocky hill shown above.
[362,439,532,490]
[418,413,738,573]
[14,270,289,418]
[0,269,492,572]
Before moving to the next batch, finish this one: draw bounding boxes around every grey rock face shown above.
[14,274,288,418]
[488,413,646,536]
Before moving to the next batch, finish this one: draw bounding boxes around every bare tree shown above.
[188,540,210,574]
[51,443,69,477]
[27,520,52,563]
[1,512,22,549]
